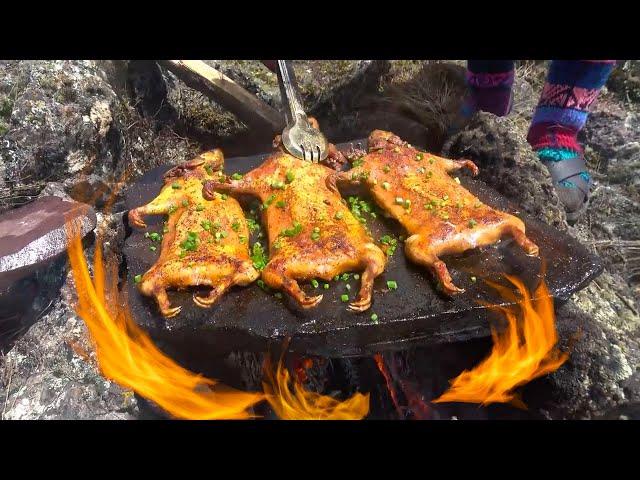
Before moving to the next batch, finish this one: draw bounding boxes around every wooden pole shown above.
[159,60,284,135]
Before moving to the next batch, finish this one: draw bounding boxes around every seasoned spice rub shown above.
[328,130,539,295]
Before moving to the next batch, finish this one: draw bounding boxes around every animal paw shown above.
[300,294,323,309]
[128,209,147,229]
[347,297,371,313]
[161,305,182,318]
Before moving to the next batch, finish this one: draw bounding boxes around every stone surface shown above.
[0,196,96,291]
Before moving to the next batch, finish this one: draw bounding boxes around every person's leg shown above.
[463,60,515,118]
[527,60,616,221]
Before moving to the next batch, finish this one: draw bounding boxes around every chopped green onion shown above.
[341,273,350,281]
[286,171,295,183]
[370,313,378,322]
[311,279,319,288]
[134,274,142,283]
[383,165,391,173]
[345,284,351,291]
[334,275,340,281]
[149,245,157,252]
[171,182,181,189]
[415,153,423,161]
[468,219,478,228]
[387,280,398,290]
[311,232,320,241]
[167,204,177,215]
[354,274,360,280]
[395,197,404,205]
[404,199,411,209]
[276,200,286,209]
[471,276,477,283]
[323,283,330,290]
[204,164,214,175]
[281,222,302,237]
[454,177,461,184]
[270,180,285,190]
[163,225,169,233]
[220,194,228,200]
[335,211,344,220]
[382,182,391,190]
[231,173,243,180]
[340,294,349,302]
[196,204,205,212]
[274,292,283,299]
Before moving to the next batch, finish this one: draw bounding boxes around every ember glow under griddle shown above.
[123,141,603,358]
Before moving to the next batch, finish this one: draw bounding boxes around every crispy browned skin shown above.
[203,141,387,312]
[128,150,259,318]
[328,130,539,295]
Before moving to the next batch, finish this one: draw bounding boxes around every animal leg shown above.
[503,223,539,256]
[193,278,234,308]
[405,234,465,296]
[153,285,182,318]
[348,244,386,313]
[262,265,323,309]
[434,155,479,176]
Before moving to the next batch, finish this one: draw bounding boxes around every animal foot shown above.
[347,297,371,313]
[300,294,323,309]
[128,209,147,229]
[161,305,182,318]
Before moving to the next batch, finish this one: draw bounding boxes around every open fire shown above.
[65,220,369,419]
[65,212,568,419]
[434,273,568,408]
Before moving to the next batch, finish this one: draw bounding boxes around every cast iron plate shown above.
[123,141,603,358]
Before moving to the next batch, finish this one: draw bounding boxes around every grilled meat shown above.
[128,150,259,318]
[328,130,539,295]
[203,138,387,312]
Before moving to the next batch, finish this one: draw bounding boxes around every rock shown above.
[0,272,138,420]
[0,60,202,213]
[0,196,96,292]
[442,112,568,230]
[544,295,640,419]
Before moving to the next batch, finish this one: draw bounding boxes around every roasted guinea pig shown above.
[328,130,539,296]
[202,138,387,312]
[127,150,259,318]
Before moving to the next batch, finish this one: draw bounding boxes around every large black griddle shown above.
[123,141,603,358]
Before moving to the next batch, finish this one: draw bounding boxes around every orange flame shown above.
[433,274,568,408]
[262,354,370,420]
[65,220,264,419]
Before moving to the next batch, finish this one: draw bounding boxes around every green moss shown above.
[38,75,58,91]
[0,120,8,136]
[0,95,12,119]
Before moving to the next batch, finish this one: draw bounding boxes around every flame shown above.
[65,220,264,419]
[262,354,370,420]
[433,274,568,408]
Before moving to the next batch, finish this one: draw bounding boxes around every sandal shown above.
[541,153,593,223]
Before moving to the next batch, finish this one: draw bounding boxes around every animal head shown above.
[163,149,225,183]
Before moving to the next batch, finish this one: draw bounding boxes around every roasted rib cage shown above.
[128,150,259,318]
[203,138,387,312]
[329,130,539,295]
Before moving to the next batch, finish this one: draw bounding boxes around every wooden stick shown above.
[159,60,284,134]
